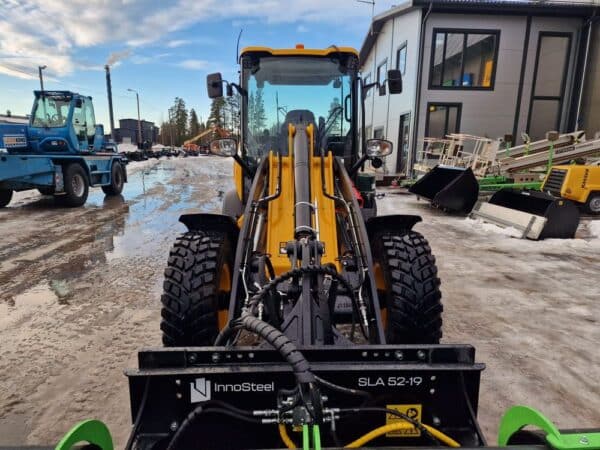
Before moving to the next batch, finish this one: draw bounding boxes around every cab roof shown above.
[240,46,359,59]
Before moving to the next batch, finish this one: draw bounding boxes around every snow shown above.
[461,217,522,238]
[116,143,138,154]
[588,219,600,238]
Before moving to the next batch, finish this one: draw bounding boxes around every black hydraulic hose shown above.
[257,153,282,207]
[314,375,371,401]
[166,406,262,450]
[460,371,487,446]
[124,377,150,450]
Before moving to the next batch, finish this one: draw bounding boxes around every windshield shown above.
[243,56,354,159]
[31,96,71,128]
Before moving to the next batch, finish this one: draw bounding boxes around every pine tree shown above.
[189,108,200,138]
[226,94,241,137]
[327,97,342,136]
[209,97,226,127]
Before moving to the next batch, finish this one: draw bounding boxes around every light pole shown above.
[38,65,47,92]
[127,88,142,148]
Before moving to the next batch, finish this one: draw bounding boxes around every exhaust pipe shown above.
[105,65,116,142]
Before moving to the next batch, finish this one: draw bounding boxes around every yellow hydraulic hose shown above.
[344,422,461,448]
[279,424,297,449]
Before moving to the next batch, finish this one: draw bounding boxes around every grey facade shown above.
[359,0,600,176]
[115,118,159,144]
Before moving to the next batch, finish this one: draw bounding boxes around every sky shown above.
[0,0,398,131]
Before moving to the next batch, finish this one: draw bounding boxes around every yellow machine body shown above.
[265,124,339,275]
[542,165,600,204]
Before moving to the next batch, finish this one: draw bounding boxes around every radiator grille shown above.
[544,169,567,196]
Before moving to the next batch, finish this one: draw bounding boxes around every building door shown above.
[527,32,572,140]
[396,113,410,174]
[425,103,461,138]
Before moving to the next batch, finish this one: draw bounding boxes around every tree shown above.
[168,97,188,145]
[209,97,226,128]
[249,89,266,136]
[189,108,200,138]
[226,93,241,136]
[327,97,342,136]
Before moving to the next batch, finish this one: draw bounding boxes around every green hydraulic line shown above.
[303,424,310,450]
[498,405,600,450]
[313,425,322,450]
[55,419,113,450]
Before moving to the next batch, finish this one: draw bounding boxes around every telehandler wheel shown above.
[56,163,89,207]
[160,231,234,347]
[0,189,12,208]
[374,231,443,344]
[102,163,125,196]
[585,192,600,214]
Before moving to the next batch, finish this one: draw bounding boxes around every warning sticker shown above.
[385,404,422,437]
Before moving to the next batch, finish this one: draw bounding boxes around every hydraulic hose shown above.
[344,422,460,448]
[279,424,297,449]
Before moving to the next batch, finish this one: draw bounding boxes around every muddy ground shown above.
[0,156,598,447]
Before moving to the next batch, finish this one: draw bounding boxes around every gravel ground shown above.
[0,157,598,447]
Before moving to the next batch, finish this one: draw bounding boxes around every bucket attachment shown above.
[409,165,479,213]
[471,189,580,240]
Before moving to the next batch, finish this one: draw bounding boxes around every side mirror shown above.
[366,139,393,157]
[387,69,402,94]
[75,99,83,108]
[210,138,237,157]
[379,84,386,96]
[207,73,223,99]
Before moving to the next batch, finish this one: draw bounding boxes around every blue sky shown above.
[0,0,397,130]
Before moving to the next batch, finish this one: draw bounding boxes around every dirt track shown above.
[0,157,598,447]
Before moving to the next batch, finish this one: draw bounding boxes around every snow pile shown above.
[116,143,139,154]
[462,217,521,238]
[588,220,600,238]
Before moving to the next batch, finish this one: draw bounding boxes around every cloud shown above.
[297,24,309,33]
[106,49,132,66]
[131,53,172,64]
[166,39,192,48]
[0,0,385,79]
[177,59,209,70]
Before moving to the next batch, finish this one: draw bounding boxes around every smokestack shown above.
[105,64,116,142]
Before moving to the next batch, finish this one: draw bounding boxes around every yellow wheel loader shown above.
[44,46,600,450]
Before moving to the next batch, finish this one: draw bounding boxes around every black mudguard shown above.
[366,214,422,239]
[179,213,239,245]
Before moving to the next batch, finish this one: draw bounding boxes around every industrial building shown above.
[112,119,159,145]
[359,0,600,176]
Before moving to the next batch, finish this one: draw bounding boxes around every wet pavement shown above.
[0,156,233,446]
[0,159,598,447]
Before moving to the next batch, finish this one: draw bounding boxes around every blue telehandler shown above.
[0,90,127,208]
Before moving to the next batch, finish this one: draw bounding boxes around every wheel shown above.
[101,163,125,195]
[585,192,600,215]
[38,187,55,196]
[0,189,12,208]
[160,231,234,346]
[373,231,443,344]
[56,164,89,207]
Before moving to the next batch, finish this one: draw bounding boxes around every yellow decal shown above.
[385,404,422,437]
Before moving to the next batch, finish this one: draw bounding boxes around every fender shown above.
[365,214,422,239]
[179,213,239,246]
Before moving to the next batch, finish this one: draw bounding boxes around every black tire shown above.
[0,189,12,208]
[38,187,55,196]
[585,192,600,215]
[160,231,234,346]
[56,164,89,207]
[102,163,125,195]
[373,231,443,344]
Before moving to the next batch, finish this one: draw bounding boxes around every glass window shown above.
[430,29,499,89]
[373,127,384,139]
[534,36,570,97]
[243,56,353,159]
[31,95,70,128]
[426,103,461,138]
[364,73,372,97]
[396,44,407,75]
[84,99,96,137]
[529,100,560,140]
[377,59,388,87]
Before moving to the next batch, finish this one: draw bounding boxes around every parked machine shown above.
[0,91,126,207]
[31,46,599,450]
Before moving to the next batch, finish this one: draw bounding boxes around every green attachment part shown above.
[302,424,322,450]
[498,406,600,450]
[55,419,113,450]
